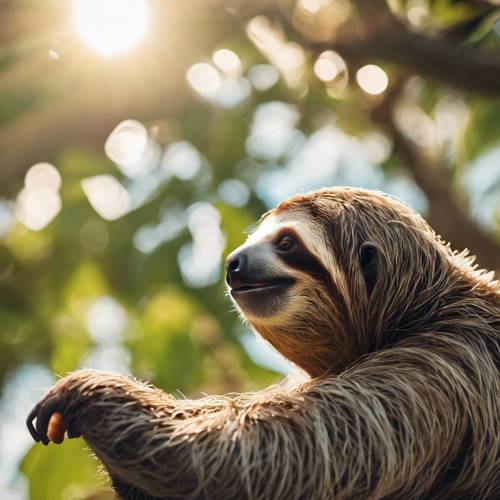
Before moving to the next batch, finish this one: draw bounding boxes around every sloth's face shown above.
[226,211,334,321]
[225,206,353,375]
[225,187,442,376]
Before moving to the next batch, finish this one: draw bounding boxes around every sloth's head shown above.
[226,187,455,377]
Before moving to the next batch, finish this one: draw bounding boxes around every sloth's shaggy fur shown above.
[29,188,499,499]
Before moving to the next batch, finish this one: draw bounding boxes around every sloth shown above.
[27,187,499,499]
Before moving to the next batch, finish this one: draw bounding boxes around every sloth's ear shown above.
[359,242,379,296]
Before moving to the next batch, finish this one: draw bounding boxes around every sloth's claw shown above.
[36,394,63,445]
[26,401,42,442]
[26,393,64,445]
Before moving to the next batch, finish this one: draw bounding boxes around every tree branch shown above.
[332,28,500,96]
[371,81,500,271]
[291,0,500,96]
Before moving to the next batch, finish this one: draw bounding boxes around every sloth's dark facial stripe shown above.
[274,226,350,320]
[273,228,331,285]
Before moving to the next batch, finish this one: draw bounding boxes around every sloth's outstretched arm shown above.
[27,334,497,499]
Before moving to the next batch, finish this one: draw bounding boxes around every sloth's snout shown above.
[226,243,295,317]
[225,250,249,288]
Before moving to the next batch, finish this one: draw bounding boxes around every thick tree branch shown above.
[332,29,500,96]
[289,0,500,96]
[371,81,500,271]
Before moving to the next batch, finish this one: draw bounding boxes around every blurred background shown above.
[0,0,499,498]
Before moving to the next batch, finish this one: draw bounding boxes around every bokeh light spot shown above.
[407,0,429,28]
[314,51,348,97]
[361,132,392,164]
[15,189,62,231]
[298,0,322,15]
[178,203,226,288]
[245,101,301,161]
[15,163,62,231]
[86,296,128,343]
[82,175,130,221]
[0,200,13,237]
[48,50,60,61]
[105,120,159,179]
[248,64,279,91]
[212,49,242,76]
[186,63,221,96]
[314,52,341,82]
[80,219,110,253]
[356,64,389,95]
[24,163,61,192]
[247,16,306,90]
[105,120,148,167]
[217,179,251,207]
[162,141,201,180]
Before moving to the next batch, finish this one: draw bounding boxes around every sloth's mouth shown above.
[230,278,295,295]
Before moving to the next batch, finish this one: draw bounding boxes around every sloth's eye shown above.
[276,235,296,252]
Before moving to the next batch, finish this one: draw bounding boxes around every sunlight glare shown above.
[73,0,149,56]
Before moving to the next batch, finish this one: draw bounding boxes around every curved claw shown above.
[26,394,65,445]
[36,394,63,445]
[26,401,42,442]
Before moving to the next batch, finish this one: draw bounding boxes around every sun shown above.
[72,0,150,57]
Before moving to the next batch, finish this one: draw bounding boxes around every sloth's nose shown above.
[225,251,248,287]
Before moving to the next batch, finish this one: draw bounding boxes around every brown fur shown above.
[30,188,500,499]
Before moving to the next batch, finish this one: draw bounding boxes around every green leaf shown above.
[21,440,111,500]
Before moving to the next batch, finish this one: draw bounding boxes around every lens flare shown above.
[72,0,149,56]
